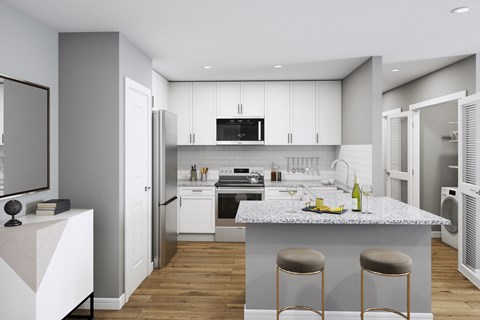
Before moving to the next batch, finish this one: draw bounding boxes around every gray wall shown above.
[420,102,458,223]
[383,56,476,111]
[59,32,151,299]
[59,32,121,298]
[341,57,383,196]
[0,0,58,220]
[342,59,373,145]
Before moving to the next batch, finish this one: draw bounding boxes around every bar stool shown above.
[360,248,412,320]
[276,248,325,320]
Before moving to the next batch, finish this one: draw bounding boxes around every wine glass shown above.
[286,187,298,213]
[362,184,373,214]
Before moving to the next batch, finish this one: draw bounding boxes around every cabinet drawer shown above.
[265,187,303,200]
[178,187,214,196]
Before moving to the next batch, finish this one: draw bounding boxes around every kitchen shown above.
[0,1,479,320]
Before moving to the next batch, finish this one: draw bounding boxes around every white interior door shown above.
[125,77,152,301]
[385,111,412,204]
[458,93,480,288]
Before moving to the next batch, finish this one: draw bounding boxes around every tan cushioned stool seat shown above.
[277,248,325,273]
[360,249,412,274]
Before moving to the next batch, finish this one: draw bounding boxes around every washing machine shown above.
[441,187,458,249]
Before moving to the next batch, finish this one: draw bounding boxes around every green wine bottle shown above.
[351,174,362,212]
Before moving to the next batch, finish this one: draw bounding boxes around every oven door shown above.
[216,187,264,226]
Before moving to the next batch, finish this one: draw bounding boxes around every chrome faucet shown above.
[331,158,350,189]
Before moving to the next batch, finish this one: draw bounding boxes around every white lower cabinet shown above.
[265,187,303,200]
[178,187,215,233]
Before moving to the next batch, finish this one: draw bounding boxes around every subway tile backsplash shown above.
[334,144,372,187]
[178,145,338,181]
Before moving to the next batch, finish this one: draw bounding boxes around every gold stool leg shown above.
[407,272,410,320]
[322,270,325,320]
[361,268,364,320]
[276,266,280,320]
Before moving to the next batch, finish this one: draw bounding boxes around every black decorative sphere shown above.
[5,200,22,216]
[4,200,22,227]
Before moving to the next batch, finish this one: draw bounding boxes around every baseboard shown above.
[148,261,154,275]
[178,233,215,241]
[431,231,441,238]
[80,294,125,310]
[244,307,433,320]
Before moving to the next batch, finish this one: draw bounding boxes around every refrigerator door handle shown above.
[160,196,178,206]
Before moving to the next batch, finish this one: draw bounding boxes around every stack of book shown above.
[36,199,71,216]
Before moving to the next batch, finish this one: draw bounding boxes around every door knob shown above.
[145,186,151,192]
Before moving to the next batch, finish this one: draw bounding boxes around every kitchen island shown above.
[236,192,449,320]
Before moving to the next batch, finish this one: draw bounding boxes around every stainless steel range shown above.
[215,167,265,242]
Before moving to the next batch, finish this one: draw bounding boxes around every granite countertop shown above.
[177,180,217,187]
[236,193,450,225]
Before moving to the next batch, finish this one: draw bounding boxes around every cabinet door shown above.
[265,82,290,145]
[192,82,216,145]
[217,82,240,118]
[169,82,192,145]
[178,196,215,233]
[290,81,316,145]
[316,81,341,145]
[240,82,265,117]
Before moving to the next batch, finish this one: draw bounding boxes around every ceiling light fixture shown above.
[451,6,470,14]
[273,65,283,69]
[202,65,212,69]
[391,68,400,72]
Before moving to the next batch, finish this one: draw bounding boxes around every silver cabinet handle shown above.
[179,196,182,207]
[290,133,293,144]
[316,133,319,143]
[241,104,243,114]
[189,133,192,144]
[192,189,203,193]
[238,104,240,114]
[279,190,289,193]
[193,133,196,144]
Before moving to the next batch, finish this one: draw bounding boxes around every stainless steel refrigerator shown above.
[152,110,178,269]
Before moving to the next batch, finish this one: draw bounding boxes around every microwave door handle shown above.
[258,121,261,141]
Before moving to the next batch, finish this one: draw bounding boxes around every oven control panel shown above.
[219,167,265,176]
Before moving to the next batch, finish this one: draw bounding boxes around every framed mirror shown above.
[0,74,50,198]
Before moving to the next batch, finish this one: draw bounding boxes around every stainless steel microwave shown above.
[216,119,264,145]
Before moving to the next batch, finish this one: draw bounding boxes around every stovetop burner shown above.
[216,167,265,188]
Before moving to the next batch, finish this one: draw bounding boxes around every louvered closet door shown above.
[458,93,480,284]
[386,111,412,204]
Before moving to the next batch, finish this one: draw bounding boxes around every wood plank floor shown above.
[91,239,479,319]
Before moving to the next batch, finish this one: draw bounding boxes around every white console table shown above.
[0,209,94,320]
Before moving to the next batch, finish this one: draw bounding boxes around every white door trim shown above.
[409,91,467,208]
[124,77,152,301]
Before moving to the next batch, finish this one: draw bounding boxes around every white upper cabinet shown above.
[217,82,265,118]
[240,82,265,117]
[265,82,290,145]
[169,82,216,146]
[169,82,192,145]
[290,81,316,145]
[152,71,169,111]
[316,81,341,145]
[192,82,216,145]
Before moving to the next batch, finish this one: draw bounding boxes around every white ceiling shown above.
[5,0,480,91]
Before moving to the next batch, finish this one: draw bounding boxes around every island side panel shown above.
[245,224,431,313]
